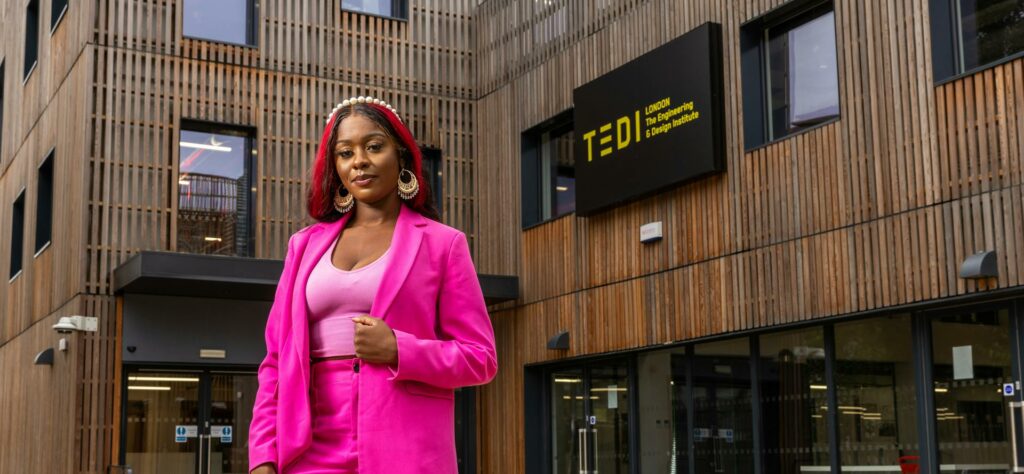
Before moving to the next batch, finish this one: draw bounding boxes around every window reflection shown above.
[958,0,1024,71]
[758,327,829,473]
[693,338,755,474]
[177,129,252,257]
[183,0,254,45]
[637,348,688,473]
[766,6,840,140]
[834,314,919,468]
[931,308,1013,467]
[342,0,393,18]
[545,126,575,219]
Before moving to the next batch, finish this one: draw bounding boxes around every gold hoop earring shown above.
[397,168,419,201]
[334,186,354,213]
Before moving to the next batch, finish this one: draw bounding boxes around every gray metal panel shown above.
[122,294,271,365]
[113,250,519,304]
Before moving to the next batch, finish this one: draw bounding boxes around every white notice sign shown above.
[211,425,233,443]
[608,385,618,409]
[174,425,198,443]
[952,345,974,380]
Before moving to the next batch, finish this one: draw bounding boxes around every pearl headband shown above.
[325,95,403,124]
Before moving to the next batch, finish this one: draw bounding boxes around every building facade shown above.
[0,1,490,473]
[1,0,1023,473]
[472,0,1024,473]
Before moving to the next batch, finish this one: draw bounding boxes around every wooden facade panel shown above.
[0,0,93,171]
[86,52,477,296]
[1,52,91,343]
[93,0,476,98]
[0,303,78,474]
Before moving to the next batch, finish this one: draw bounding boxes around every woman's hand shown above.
[352,316,398,364]
[250,463,276,474]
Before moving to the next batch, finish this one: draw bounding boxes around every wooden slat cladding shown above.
[0,304,79,474]
[474,1,1024,472]
[0,0,94,172]
[1,52,91,341]
[5,1,477,473]
[85,55,477,297]
[92,0,476,99]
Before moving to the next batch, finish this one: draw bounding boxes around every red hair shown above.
[306,102,439,222]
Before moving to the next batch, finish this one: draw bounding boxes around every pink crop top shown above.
[306,233,392,358]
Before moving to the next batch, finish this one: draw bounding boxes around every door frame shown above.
[913,299,1024,473]
[117,363,258,473]
[530,353,640,474]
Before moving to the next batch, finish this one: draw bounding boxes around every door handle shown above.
[591,428,599,474]
[578,428,588,474]
[1011,402,1024,473]
[206,432,213,474]
[197,434,204,473]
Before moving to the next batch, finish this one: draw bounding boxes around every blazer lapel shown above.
[372,203,425,321]
[290,211,351,386]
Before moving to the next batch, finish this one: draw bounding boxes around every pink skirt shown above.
[282,358,359,474]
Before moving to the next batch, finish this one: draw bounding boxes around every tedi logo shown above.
[580,97,699,162]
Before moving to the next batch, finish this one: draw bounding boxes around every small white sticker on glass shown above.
[952,345,974,380]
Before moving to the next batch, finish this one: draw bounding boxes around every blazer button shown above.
[353,361,360,373]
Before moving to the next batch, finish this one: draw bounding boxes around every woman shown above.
[248,96,498,474]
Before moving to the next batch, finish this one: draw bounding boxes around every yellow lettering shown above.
[582,130,597,162]
[598,123,613,157]
[616,116,631,150]
[635,110,641,143]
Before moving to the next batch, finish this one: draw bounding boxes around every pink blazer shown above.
[248,203,498,473]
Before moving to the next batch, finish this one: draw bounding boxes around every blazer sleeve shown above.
[387,231,498,389]
[248,234,297,470]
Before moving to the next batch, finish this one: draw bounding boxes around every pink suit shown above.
[248,203,499,473]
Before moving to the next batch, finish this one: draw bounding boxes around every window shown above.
[177,124,254,257]
[521,109,575,228]
[342,0,408,20]
[51,0,68,31]
[24,0,39,79]
[833,314,920,468]
[931,0,1024,80]
[10,189,25,279]
[420,146,443,219]
[35,150,53,253]
[758,327,830,471]
[182,0,256,46]
[741,1,840,148]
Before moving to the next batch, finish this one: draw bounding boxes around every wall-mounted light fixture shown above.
[52,315,98,334]
[34,348,54,366]
[959,250,997,279]
[547,330,569,350]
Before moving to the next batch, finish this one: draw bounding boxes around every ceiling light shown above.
[180,141,232,152]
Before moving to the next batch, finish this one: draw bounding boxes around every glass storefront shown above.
[834,314,920,468]
[536,299,1024,473]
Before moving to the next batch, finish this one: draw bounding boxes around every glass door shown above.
[549,358,634,474]
[926,303,1021,473]
[123,368,258,474]
[691,339,755,474]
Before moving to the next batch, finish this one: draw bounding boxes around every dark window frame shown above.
[521,108,575,229]
[50,0,68,33]
[24,0,40,81]
[181,0,259,47]
[930,0,1024,84]
[10,188,26,280]
[34,148,54,255]
[740,0,840,150]
[420,146,443,220]
[177,119,257,258]
[341,0,409,21]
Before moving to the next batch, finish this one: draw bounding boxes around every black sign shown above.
[573,22,725,215]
